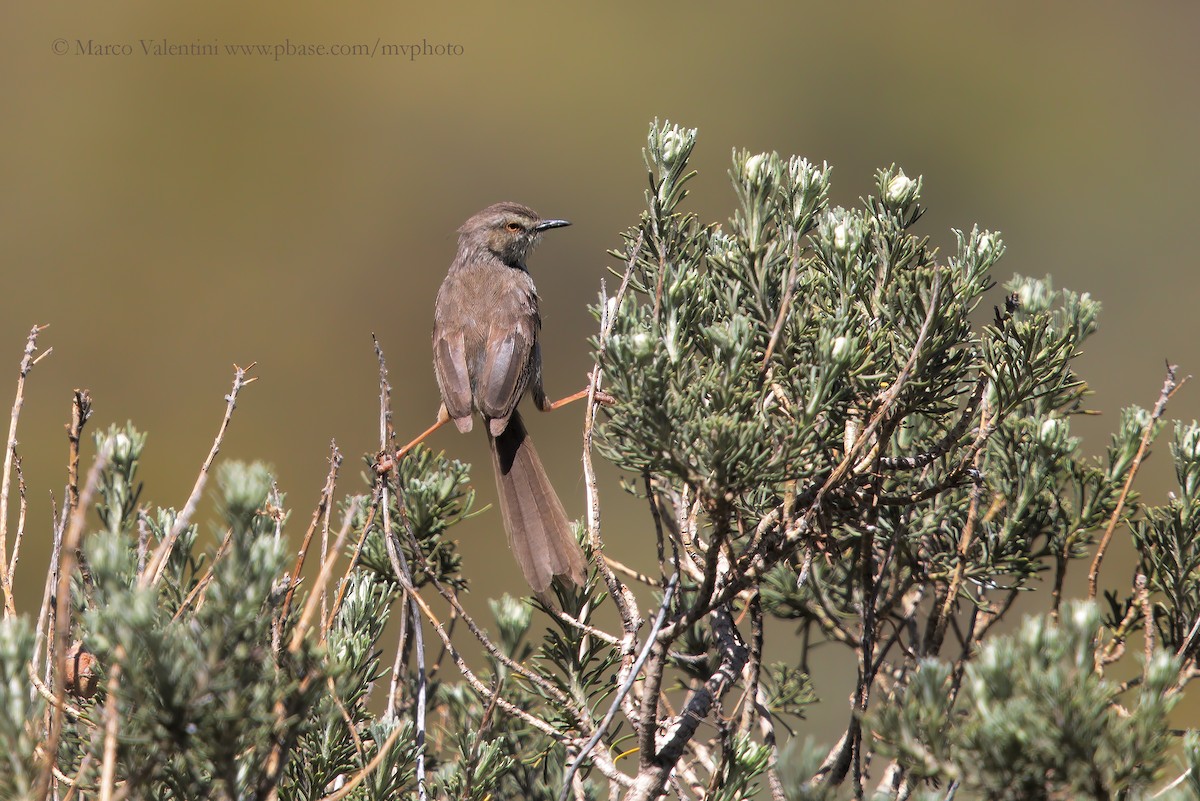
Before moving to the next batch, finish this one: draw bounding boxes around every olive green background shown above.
[3,1,1199,735]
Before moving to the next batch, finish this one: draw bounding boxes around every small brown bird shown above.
[432,202,587,595]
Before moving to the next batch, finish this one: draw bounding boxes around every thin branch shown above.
[279,441,342,627]
[385,596,410,719]
[644,472,675,590]
[1089,364,1186,600]
[1136,573,1155,681]
[560,573,679,801]
[381,484,426,801]
[759,261,799,373]
[393,550,565,739]
[171,527,235,621]
[931,399,991,651]
[26,662,90,723]
[66,390,94,597]
[98,647,125,801]
[322,500,380,636]
[31,493,66,687]
[8,454,27,582]
[1,323,50,619]
[603,554,661,587]
[396,510,571,705]
[57,754,94,801]
[142,363,257,589]
[289,495,367,653]
[548,607,623,646]
[876,374,988,472]
[581,235,647,730]
[585,235,643,615]
[36,445,109,801]
[625,603,748,801]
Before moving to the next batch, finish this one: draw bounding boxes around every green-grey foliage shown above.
[1,120,1197,801]
[871,602,1178,800]
[0,618,40,800]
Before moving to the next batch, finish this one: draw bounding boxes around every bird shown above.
[431,202,587,596]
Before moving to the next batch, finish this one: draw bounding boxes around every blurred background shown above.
[3,2,1199,739]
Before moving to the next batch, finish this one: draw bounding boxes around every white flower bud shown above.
[1017,279,1050,311]
[104,431,136,466]
[833,221,849,252]
[744,153,768,185]
[664,311,680,364]
[1180,422,1200,459]
[661,129,683,166]
[604,295,618,327]
[1039,417,1064,443]
[830,335,853,364]
[630,332,653,357]
[886,171,917,206]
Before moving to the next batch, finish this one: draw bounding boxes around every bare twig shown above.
[548,607,623,646]
[603,554,661,587]
[560,573,678,801]
[171,527,235,621]
[396,514,571,704]
[932,399,991,650]
[289,495,367,652]
[1088,364,1186,600]
[57,754,94,801]
[328,677,366,760]
[373,336,428,801]
[26,663,89,723]
[626,602,748,801]
[322,500,380,637]
[381,484,427,801]
[8,454,27,582]
[644,472,675,590]
[1154,768,1194,798]
[392,552,566,739]
[581,236,646,733]
[99,647,125,801]
[759,261,799,372]
[142,363,257,589]
[1176,609,1200,661]
[583,234,644,637]
[1,323,50,619]
[279,442,342,627]
[66,390,93,513]
[32,495,67,686]
[1136,573,1155,681]
[36,446,109,801]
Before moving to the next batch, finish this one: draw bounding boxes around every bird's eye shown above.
[506,221,523,233]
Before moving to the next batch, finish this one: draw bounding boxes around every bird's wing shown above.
[433,328,474,425]
[478,313,535,425]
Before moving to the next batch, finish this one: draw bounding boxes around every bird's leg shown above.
[378,406,451,472]
[542,385,617,412]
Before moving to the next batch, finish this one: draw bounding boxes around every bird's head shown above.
[458,202,570,267]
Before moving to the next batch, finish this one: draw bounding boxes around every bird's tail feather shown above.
[489,410,586,595]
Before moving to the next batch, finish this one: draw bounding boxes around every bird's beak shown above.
[533,219,571,232]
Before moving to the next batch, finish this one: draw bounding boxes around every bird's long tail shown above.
[488,410,587,594]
